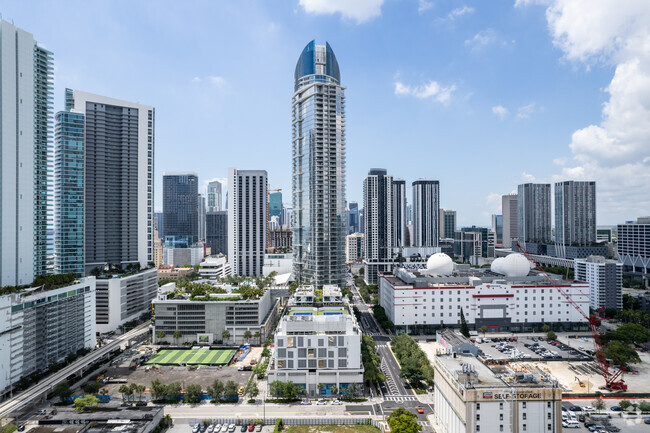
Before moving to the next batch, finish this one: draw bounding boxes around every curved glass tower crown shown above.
[292,41,346,288]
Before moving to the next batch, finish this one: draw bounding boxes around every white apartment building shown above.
[574,256,622,310]
[0,277,96,396]
[228,168,268,276]
[433,354,562,433]
[268,304,364,397]
[199,256,231,279]
[346,233,364,263]
[95,268,158,333]
[379,268,589,332]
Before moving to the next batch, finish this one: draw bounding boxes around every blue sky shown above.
[3,0,649,227]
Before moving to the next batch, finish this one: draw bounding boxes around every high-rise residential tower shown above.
[198,193,206,242]
[162,172,199,247]
[555,181,596,252]
[348,202,359,234]
[363,169,394,284]
[412,179,439,247]
[0,21,53,285]
[518,183,551,246]
[501,194,518,248]
[292,40,346,288]
[228,168,267,276]
[207,180,222,212]
[206,211,227,256]
[60,89,154,275]
[392,179,407,248]
[439,209,457,239]
[270,191,283,225]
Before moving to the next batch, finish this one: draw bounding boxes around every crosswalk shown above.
[384,395,419,402]
[365,331,382,336]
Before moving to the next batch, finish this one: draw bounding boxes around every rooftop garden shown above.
[0,273,78,296]
[166,277,271,301]
[90,262,155,279]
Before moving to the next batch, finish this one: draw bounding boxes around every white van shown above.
[565,420,580,428]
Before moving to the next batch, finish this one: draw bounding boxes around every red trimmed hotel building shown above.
[378,268,589,333]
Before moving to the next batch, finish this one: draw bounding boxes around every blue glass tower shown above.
[54,109,85,275]
[292,41,346,288]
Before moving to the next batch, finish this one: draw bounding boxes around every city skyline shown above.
[2,1,647,227]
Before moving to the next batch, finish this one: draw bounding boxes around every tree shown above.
[459,308,470,338]
[358,267,365,276]
[73,395,100,412]
[542,324,550,334]
[83,381,101,394]
[604,340,640,366]
[173,330,182,345]
[480,326,488,336]
[619,400,631,411]
[254,331,261,346]
[129,383,139,402]
[222,330,231,343]
[223,380,239,399]
[207,379,224,401]
[593,398,606,413]
[137,384,146,402]
[638,401,650,412]
[150,379,167,401]
[167,382,182,401]
[119,384,130,402]
[156,330,166,341]
[388,407,422,433]
[54,381,73,402]
[547,330,557,340]
[244,330,252,342]
[185,384,203,404]
[283,382,299,400]
[330,385,338,396]
[246,381,259,399]
[270,380,284,398]
[317,383,324,395]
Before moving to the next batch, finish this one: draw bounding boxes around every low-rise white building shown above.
[95,268,158,333]
[268,304,364,397]
[379,267,589,332]
[162,245,205,266]
[199,255,231,279]
[574,256,622,310]
[433,353,562,433]
[0,277,96,396]
[263,253,293,276]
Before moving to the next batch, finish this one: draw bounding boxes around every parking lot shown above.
[561,399,650,432]
[168,423,273,433]
[476,336,592,362]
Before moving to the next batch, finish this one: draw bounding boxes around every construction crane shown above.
[516,242,627,391]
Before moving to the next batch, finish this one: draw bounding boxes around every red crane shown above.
[515,243,627,391]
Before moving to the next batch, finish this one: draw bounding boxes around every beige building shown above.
[433,354,562,433]
[345,232,364,263]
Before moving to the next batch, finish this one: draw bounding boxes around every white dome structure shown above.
[490,253,531,277]
[424,253,454,276]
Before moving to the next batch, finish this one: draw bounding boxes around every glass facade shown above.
[206,211,227,255]
[163,173,199,245]
[54,110,85,275]
[270,191,283,224]
[292,41,346,288]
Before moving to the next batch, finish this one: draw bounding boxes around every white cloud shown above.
[207,76,225,86]
[516,103,537,119]
[418,0,434,14]
[464,29,497,50]
[448,5,475,20]
[298,0,384,23]
[553,157,568,166]
[521,0,650,221]
[191,77,201,83]
[394,79,456,103]
[492,105,509,119]
[521,172,538,182]
[514,0,550,7]
[486,192,503,214]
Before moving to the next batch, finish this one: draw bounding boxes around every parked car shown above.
[240,425,247,432]
[610,406,622,411]
[569,406,582,412]
[583,406,595,411]
[317,399,327,405]
[248,425,255,432]
[644,417,650,424]
[332,399,342,405]
[255,425,263,432]
[301,398,311,405]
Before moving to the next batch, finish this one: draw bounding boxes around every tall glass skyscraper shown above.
[163,172,199,246]
[292,40,346,288]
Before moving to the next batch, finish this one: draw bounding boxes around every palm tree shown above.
[254,331,261,346]
[129,383,139,402]
[119,384,130,402]
[244,330,252,343]
[173,330,182,345]
[330,385,338,397]
[99,389,109,401]
[222,330,230,344]
[156,330,166,343]
[317,383,324,396]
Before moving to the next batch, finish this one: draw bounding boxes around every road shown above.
[0,322,150,419]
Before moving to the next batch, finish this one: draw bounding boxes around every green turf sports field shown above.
[146,348,236,365]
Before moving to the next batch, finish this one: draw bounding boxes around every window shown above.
[318,359,325,368]
[500,426,503,432]
[476,426,480,432]
[277,360,285,368]
[287,337,295,348]
[547,413,551,420]
[476,414,480,421]
[476,404,480,410]
[522,424,526,432]
[308,349,315,359]
[522,402,526,409]
[547,402,551,409]
[523,413,527,420]
[499,402,503,410]
[547,424,552,431]
[499,414,503,421]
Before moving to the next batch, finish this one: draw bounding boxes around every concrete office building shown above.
[0,21,53,286]
[198,255,231,279]
[617,217,650,287]
[268,302,363,396]
[0,277,96,396]
[292,41,347,288]
[363,169,395,285]
[433,353,562,433]
[502,194,518,248]
[207,180,223,212]
[162,245,204,266]
[379,266,589,332]
[574,256,622,310]
[95,268,157,333]
[263,253,293,276]
[152,288,279,345]
[412,179,440,247]
[393,180,407,248]
[228,168,267,276]
[518,183,551,246]
[346,233,364,263]
[596,227,613,243]
[163,172,199,245]
[440,210,457,240]
[555,181,596,257]
[206,211,227,256]
[62,89,154,275]
[282,206,293,230]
